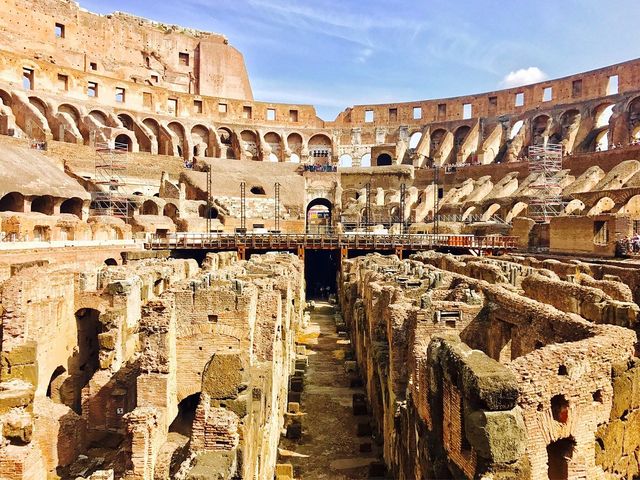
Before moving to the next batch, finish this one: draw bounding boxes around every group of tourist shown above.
[617,234,640,255]
[303,163,338,172]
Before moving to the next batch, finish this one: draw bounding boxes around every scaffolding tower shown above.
[91,140,130,219]
[528,143,564,222]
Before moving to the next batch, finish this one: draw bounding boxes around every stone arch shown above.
[0,192,25,212]
[0,89,12,107]
[264,132,282,162]
[191,124,210,157]
[89,109,109,126]
[547,436,576,480]
[431,128,447,153]
[339,154,353,167]
[168,121,187,158]
[169,392,200,436]
[629,96,640,140]
[141,199,160,215]
[587,196,615,216]
[163,203,179,221]
[409,131,422,150]
[117,113,135,131]
[104,258,118,266]
[58,104,81,122]
[28,96,49,118]
[217,127,236,159]
[306,197,333,233]
[287,132,303,157]
[453,125,471,162]
[308,134,332,160]
[240,130,258,160]
[142,117,164,155]
[361,153,372,167]
[531,114,551,146]
[60,197,84,218]
[31,195,54,215]
[114,133,133,152]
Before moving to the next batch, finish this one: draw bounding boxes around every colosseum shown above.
[0,1,640,479]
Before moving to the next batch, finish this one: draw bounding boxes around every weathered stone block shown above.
[464,407,525,463]
[202,353,247,400]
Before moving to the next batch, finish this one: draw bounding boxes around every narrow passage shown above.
[278,302,386,479]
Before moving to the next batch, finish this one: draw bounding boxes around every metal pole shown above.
[365,182,371,232]
[240,181,246,233]
[274,182,280,233]
[206,168,212,234]
[400,183,406,235]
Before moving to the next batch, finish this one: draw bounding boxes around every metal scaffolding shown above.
[91,140,129,219]
[274,182,281,233]
[528,143,564,222]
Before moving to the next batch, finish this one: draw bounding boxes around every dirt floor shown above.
[278,302,385,479]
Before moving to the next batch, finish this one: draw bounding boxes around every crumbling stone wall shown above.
[340,252,639,479]
[0,252,303,480]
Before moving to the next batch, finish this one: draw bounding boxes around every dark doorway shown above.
[376,153,392,166]
[547,436,576,480]
[169,393,201,437]
[72,308,102,414]
[305,250,339,300]
[306,198,333,234]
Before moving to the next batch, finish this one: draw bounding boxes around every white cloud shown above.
[356,48,374,64]
[500,67,548,88]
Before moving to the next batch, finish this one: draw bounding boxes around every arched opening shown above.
[264,132,282,162]
[592,104,615,151]
[169,393,201,437]
[0,89,12,107]
[290,153,300,163]
[31,195,54,215]
[453,126,471,162]
[114,134,132,152]
[60,197,83,218]
[551,394,569,424]
[89,110,109,126]
[510,120,524,140]
[72,308,102,414]
[0,192,25,212]
[168,122,187,158]
[59,104,81,122]
[360,153,372,167]
[560,109,580,140]
[143,117,164,154]
[409,132,422,150]
[430,129,447,155]
[104,258,118,266]
[163,203,179,221]
[376,153,392,166]
[250,186,266,195]
[117,113,134,131]
[217,127,236,159]
[240,130,258,159]
[141,200,159,215]
[630,97,640,142]
[199,205,218,219]
[547,437,576,480]
[191,125,210,157]
[339,154,353,167]
[306,198,332,234]
[532,115,551,146]
[287,133,303,159]
[308,134,332,162]
[29,96,48,117]
[46,366,67,403]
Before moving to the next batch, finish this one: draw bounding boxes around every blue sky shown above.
[80,0,639,120]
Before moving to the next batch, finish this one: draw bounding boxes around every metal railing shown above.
[144,232,519,251]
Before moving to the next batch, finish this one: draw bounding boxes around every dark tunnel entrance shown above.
[305,250,339,300]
